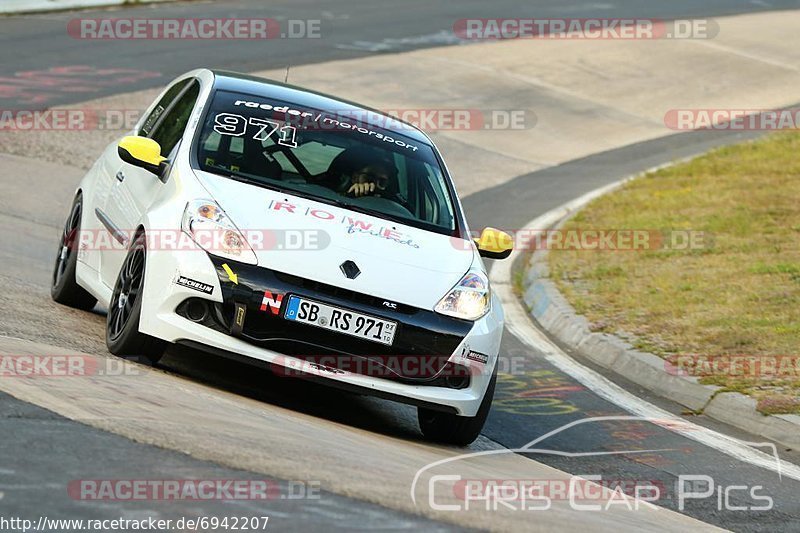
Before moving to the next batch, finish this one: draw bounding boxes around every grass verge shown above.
[547,131,800,414]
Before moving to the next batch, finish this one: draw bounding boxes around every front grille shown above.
[177,258,474,383]
[273,271,416,314]
[177,295,471,387]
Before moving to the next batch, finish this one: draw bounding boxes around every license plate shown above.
[284,295,397,346]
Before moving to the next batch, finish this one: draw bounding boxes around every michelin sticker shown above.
[175,275,214,295]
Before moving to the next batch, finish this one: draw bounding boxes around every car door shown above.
[98,78,201,287]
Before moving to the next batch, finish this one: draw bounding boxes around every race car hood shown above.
[194,171,477,310]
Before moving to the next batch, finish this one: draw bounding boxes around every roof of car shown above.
[210,70,432,146]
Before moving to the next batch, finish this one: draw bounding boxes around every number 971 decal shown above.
[213,113,298,148]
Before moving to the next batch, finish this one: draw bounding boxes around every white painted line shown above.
[490,165,800,483]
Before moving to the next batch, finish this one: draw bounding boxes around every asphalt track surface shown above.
[3,0,800,110]
[0,391,458,532]
[2,1,800,531]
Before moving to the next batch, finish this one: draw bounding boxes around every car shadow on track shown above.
[156,344,427,442]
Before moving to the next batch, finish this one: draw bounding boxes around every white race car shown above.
[51,69,513,445]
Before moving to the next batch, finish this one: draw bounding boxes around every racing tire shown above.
[418,365,497,446]
[51,194,98,311]
[106,232,166,364]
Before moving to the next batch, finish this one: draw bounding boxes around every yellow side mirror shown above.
[118,136,167,176]
[474,227,514,260]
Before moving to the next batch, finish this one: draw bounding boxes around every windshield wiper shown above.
[219,168,344,206]
[222,170,282,192]
[336,201,409,226]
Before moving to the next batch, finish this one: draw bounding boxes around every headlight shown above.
[181,199,257,265]
[434,269,490,320]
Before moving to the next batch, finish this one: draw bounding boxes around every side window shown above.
[138,79,192,137]
[150,81,200,157]
[412,161,452,228]
[392,153,408,199]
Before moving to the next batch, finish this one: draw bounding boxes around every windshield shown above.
[195,90,458,235]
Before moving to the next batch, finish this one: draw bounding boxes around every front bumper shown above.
[138,250,503,416]
[203,257,474,382]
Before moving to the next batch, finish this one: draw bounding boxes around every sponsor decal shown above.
[227,100,420,152]
[231,302,247,336]
[465,350,489,365]
[308,362,346,375]
[175,275,214,294]
[266,199,421,249]
[454,344,488,367]
[260,291,284,314]
[345,223,420,248]
[233,99,316,119]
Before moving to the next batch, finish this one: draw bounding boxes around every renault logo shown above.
[340,260,361,279]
